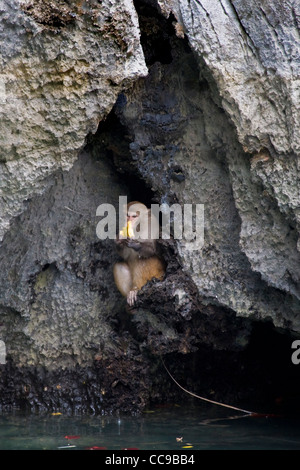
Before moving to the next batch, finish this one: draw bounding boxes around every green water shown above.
[0,405,299,450]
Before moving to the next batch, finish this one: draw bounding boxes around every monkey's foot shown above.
[127,290,138,307]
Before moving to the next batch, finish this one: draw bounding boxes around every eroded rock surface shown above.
[156,0,300,319]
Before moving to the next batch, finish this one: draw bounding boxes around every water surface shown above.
[0,405,299,450]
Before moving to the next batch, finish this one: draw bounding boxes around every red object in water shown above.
[86,446,108,450]
[64,435,81,440]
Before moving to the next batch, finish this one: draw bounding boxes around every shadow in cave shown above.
[86,108,155,209]
[133,0,175,66]
[157,321,300,416]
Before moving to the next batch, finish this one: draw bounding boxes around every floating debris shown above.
[86,446,107,450]
[58,444,77,449]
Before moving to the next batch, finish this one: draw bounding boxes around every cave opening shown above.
[156,320,300,415]
[88,148,298,411]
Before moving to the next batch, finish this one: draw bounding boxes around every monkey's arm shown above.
[115,237,130,258]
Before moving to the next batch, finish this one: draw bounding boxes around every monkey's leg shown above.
[113,262,132,298]
[125,259,148,307]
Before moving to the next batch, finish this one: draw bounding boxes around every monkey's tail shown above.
[161,357,255,415]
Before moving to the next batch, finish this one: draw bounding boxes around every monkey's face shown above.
[124,202,150,239]
[127,211,140,236]
[127,202,147,225]
[127,210,139,222]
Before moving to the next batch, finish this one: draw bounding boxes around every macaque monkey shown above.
[113,201,165,306]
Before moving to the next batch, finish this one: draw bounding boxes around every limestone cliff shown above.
[0,0,299,413]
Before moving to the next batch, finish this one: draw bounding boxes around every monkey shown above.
[113,201,166,307]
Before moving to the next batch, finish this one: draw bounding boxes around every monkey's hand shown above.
[126,239,141,251]
[115,236,127,245]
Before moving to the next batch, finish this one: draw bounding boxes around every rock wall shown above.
[157,0,300,322]
[0,0,299,413]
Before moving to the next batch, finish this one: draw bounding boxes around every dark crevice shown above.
[133,0,174,66]
[86,109,155,208]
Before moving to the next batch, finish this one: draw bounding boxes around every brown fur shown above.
[113,251,165,298]
[128,255,165,291]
